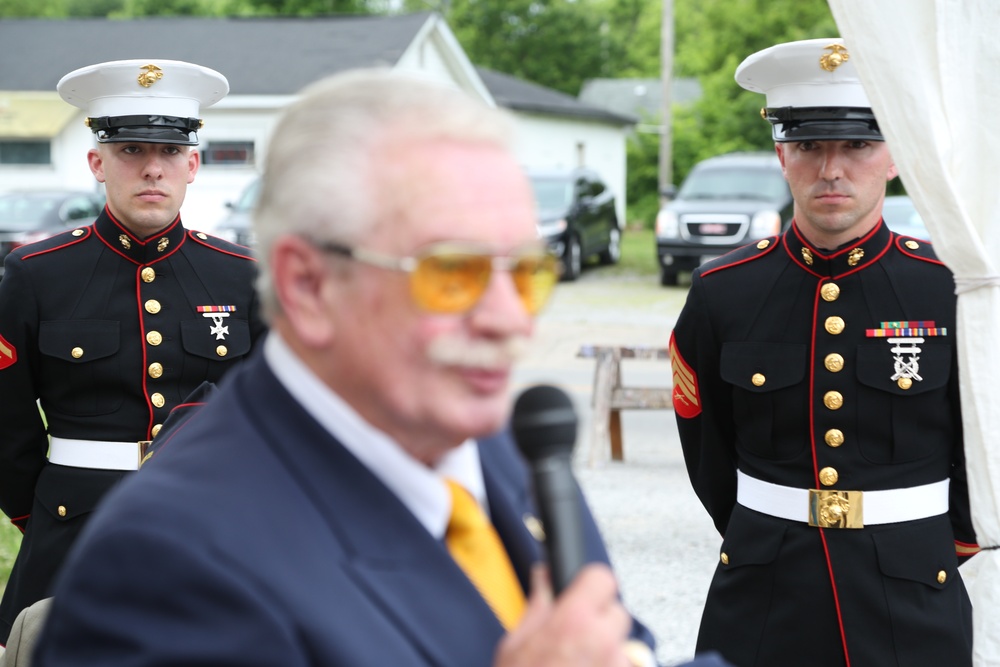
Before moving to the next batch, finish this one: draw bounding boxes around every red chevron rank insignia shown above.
[0,334,17,370]
[670,333,701,418]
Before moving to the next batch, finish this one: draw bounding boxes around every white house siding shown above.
[510,112,628,225]
[179,99,286,232]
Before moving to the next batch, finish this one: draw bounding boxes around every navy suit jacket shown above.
[34,352,656,666]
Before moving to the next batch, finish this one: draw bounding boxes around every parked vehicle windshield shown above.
[678,167,789,202]
[531,177,572,212]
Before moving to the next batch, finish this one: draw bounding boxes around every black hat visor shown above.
[765,106,883,142]
[88,115,202,145]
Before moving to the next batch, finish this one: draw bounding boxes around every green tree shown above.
[625,0,841,227]
[441,0,618,96]
[0,0,64,16]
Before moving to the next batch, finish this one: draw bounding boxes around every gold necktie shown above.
[444,479,526,630]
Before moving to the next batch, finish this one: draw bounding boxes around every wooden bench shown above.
[577,345,674,464]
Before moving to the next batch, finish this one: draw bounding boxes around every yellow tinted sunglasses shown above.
[314,240,559,315]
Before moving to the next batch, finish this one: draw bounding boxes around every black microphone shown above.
[512,384,584,595]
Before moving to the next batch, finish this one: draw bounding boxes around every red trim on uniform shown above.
[107,207,182,245]
[170,401,207,412]
[785,221,892,279]
[955,540,981,556]
[9,513,29,534]
[700,236,779,278]
[21,226,92,260]
[810,281,852,666]
[135,268,156,438]
[895,234,945,266]
[0,333,17,370]
[785,228,826,278]
[669,332,701,418]
[187,230,257,261]
[819,528,853,667]
[98,209,186,265]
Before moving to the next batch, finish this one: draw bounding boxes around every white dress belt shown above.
[736,469,949,527]
[48,437,146,471]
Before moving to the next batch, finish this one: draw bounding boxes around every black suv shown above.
[654,152,793,285]
[532,167,620,281]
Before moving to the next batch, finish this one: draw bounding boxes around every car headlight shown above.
[655,209,679,238]
[749,210,781,239]
[536,219,568,239]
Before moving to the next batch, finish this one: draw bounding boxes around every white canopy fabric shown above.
[827,2,1000,663]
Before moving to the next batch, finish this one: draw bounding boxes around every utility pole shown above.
[659,0,674,191]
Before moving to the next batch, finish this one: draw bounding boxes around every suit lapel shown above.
[240,358,530,667]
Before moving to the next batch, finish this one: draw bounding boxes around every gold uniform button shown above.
[151,423,163,438]
[71,347,84,359]
[146,331,163,346]
[151,393,165,408]
[145,299,161,314]
[821,283,840,302]
[141,267,156,283]
[72,229,85,237]
[906,240,920,250]
[825,429,845,448]
[757,239,770,250]
[148,362,164,379]
[751,373,766,387]
[523,514,546,541]
[824,391,844,410]
[720,552,729,565]
[57,505,67,517]
[196,232,208,240]
[819,467,839,486]
[898,377,913,390]
[825,316,845,335]
[937,570,947,584]
[216,345,228,357]
[825,353,845,373]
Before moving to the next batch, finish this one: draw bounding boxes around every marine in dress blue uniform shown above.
[671,39,978,667]
[0,59,266,643]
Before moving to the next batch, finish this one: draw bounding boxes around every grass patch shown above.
[0,520,22,595]
[593,227,658,277]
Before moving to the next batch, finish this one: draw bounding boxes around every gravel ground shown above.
[513,270,720,666]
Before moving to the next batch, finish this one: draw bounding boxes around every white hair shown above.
[253,68,517,318]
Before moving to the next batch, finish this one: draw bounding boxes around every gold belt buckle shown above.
[137,441,152,467]
[808,489,864,528]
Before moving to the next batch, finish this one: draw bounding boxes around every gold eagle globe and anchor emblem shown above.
[820,44,850,72]
[137,64,164,88]
[809,489,863,528]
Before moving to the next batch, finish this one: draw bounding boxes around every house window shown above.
[201,141,255,166]
[0,140,51,165]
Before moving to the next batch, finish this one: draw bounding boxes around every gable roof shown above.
[0,13,434,95]
[476,67,635,126]
[0,14,632,128]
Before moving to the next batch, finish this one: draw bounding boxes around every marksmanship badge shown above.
[865,321,947,389]
[197,305,236,340]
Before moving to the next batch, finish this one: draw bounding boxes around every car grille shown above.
[680,214,749,245]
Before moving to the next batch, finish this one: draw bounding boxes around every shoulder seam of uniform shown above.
[186,230,257,261]
[701,236,780,278]
[894,234,945,266]
[21,226,93,261]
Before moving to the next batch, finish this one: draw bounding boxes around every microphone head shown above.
[511,384,578,462]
